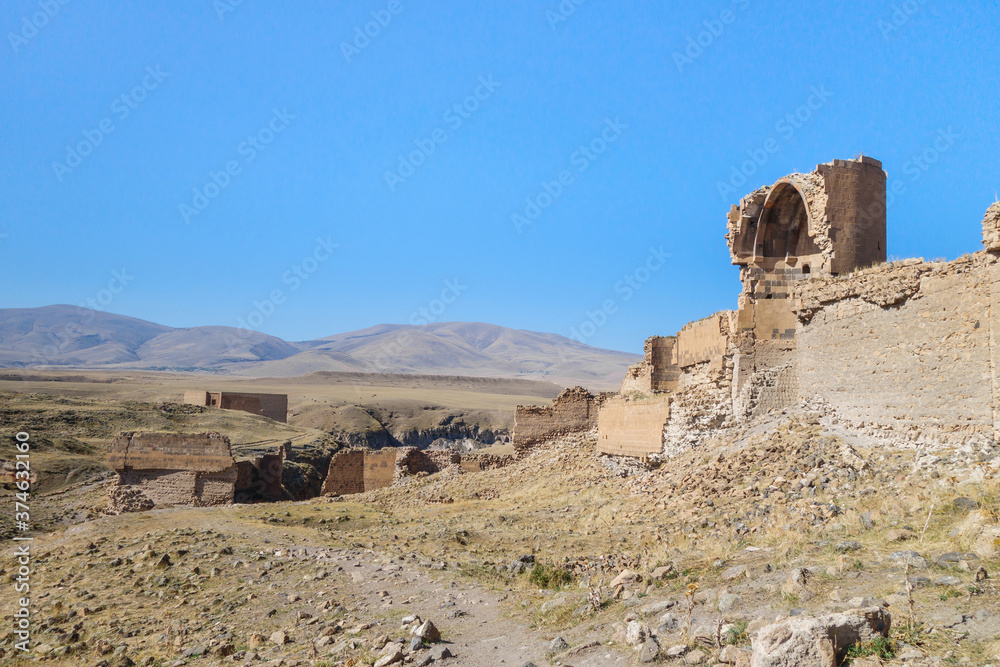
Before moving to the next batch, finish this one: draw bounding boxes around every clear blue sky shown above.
[2,1,998,353]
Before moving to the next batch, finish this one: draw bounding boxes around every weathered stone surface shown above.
[106,432,237,511]
[751,607,891,667]
[982,201,1000,251]
[513,387,600,455]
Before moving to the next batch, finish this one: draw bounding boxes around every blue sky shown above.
[2,1,997,353]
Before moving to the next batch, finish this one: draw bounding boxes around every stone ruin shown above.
[106,432,288,512]
[107,432,239,510]
[512,387,604,456]
[983,200,1000,252]
[595,156,1000,459]
[320,446,461,496]
[183,390,289,423]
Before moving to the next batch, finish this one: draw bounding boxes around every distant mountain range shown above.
[0,306,641,389]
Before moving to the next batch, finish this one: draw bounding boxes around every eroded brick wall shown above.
[675,313,731,369]
[322,447,461,496]
[364,449,397,489]
[459,453,514,472]
[108,432,238,508]
[219,393,288,423]
[795,254,995,448]
[321,450,365,495]
[182,390,288,422]
[513,387,598,454]
[597,395,671,458]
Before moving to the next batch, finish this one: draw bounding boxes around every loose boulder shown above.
[751,606,891,667]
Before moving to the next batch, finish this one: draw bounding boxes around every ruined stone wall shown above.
[620,361,652,394]
[675,313,732,369]
[183,390,210,407]
[597,395,671,458]
[795,253,996,448]
[648,336,679,390]
[601,168,1000,459]
[621,336,679,393]
[513,387,598,454]
[363,449,397,489]
[107,432,237,508]
[321,446,460,496]
[321,450,365,495]
[234,450,285,502]
[117,468,237,507]
[983,202,1000,252]
[459,453,514,472]
[194,469,240,506]
[108,432,234,472]
[661,358,738,458]
[425,450,462,469]
[182,390,288,422]
[219,393,288,423]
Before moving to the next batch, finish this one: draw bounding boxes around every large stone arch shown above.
[754,180,819,263]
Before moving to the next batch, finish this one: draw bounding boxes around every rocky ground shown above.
[2,403,1000,666]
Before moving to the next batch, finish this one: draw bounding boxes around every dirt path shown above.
[10,505,630,667]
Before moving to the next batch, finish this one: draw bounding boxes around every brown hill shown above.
[0,307,640,390]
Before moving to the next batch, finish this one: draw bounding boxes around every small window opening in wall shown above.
[802,264,811,274]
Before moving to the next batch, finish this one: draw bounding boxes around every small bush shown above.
[528,563,573,589]
[845,636,896,661]
[725,619,749,646]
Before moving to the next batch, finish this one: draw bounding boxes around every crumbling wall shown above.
[234,448,285,502]
[363,449,397,489]
[620,360,652,394]
[220,392,288,423]
[661,359,738,458]
[425,449,462,470]
[107,432,237,508]
[795,253,996,448]
[321,446,461,496]
[513,387,598,455]
[675,313,732,369]
[983,201,1000,252]
[321,450,365,495]
[621,336,679,393]
[459,453,514,472]
[597,395,671,458]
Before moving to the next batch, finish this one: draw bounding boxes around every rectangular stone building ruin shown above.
[107,432,238,507]
[183,390,288,423]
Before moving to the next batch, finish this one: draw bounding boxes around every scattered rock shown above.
[685,648,708,664]
[752,606,891,667]
[639,638,659,662]
[374,647,404,667]
[666,644,688,658]
[625,620,647,647]
[549,636,570,653]
[888,551,927,569]
[411,620,441,644]
[611,569,642,588]
[952,497,979,512]
[719,592,742,612]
